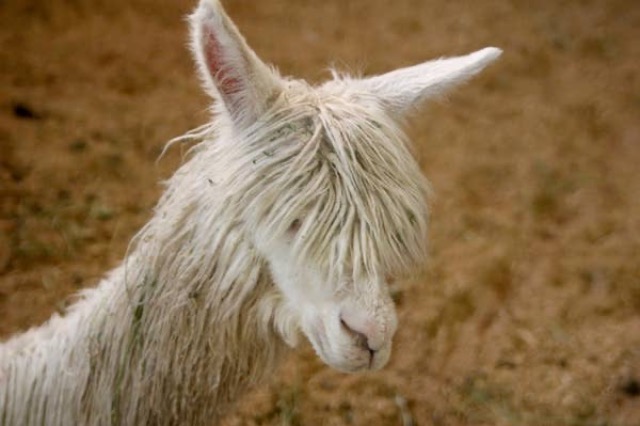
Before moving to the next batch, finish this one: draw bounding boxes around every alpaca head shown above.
[190,0,500,372]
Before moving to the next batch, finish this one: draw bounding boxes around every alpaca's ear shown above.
[190,0,283,126]
[357,47,502,117]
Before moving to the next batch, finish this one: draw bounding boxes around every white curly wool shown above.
[0,0,500,424]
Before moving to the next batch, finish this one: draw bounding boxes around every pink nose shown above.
[339,310,386,352]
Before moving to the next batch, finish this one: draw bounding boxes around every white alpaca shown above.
[0,0,500,424]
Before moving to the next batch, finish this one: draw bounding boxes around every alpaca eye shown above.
[288,219,302,234]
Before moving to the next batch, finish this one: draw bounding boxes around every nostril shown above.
[339,316,373,352]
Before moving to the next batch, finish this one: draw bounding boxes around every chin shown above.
[319,346,392,373]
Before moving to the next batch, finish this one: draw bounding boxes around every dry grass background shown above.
[1,0,639,424]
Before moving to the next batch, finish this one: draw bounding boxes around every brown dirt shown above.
[1,0,639,424]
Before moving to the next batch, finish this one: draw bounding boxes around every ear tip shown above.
[194,0,222,18]
[191,0,227,34]
[475,47,503,62]
[199,0,221,9]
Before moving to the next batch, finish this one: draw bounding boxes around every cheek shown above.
[266,256,333,307]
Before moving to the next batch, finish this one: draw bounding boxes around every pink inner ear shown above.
[202,26,242,97]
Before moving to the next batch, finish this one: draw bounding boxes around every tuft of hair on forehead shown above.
[229,86,431,281]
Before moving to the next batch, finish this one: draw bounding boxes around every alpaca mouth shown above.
[306,324,380,372]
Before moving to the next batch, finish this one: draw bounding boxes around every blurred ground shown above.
[1,0,639,425]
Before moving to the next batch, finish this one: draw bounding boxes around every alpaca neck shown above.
[82,179,291,423]
[0,155,292,424]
